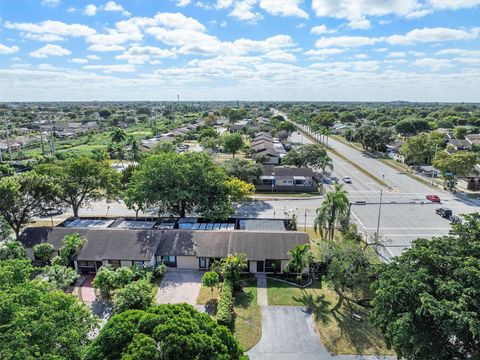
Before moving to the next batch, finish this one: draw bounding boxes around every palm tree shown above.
[317,154,333,194]
[314,184,350,240]
[320,127,330,147]
[128,137,141,161]
[285,244,310,282]
[110,127,126,144]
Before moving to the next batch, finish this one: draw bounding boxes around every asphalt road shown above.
[289,120,479,259]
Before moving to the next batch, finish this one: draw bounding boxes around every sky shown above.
[0,0,479,102]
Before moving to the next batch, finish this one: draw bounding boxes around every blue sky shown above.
[0,0,479,101]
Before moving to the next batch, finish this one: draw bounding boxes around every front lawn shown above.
[196,277,261,351]
[267,278,394,356]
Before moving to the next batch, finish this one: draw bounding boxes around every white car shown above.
[343,176,352,184]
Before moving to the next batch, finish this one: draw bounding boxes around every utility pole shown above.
[3,111,13,161]
[431,144,438,185]
[38,114,46,156]
[48,113,55,156]
[375,175,385,243]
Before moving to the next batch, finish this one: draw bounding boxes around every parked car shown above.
[426,194,441,203]
[435,207,452,218]
[343,176,352,184]
[450,215,462,224]
[39,207,63,217]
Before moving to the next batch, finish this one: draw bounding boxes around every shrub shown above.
[114,280,154,313]
[149,264,166,281]
[33,243,54,263]
[202,271,220,299]
[216,279,234,327]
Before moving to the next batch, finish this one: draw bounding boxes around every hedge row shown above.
[216,278,234,327]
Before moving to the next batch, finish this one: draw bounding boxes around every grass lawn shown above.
[196,277,261,351]
[267,278,394,356]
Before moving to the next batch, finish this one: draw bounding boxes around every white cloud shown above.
[23,33,65,42]
[354,53,368,59]
[83,64,136,73]
[116,46,176,64]
[176,0,192,6]
[305,48,346,57]
[86,54,101,60]
[436,48,480,57]
[29,44,71,58]
[216,0,234,8]
[263,50,297,62]
[104,1,131,17]
[259,0,309,18]
[41,0,60,6]
[315,36,380,48]
[311,0,423,28]
[230,0,262,21]
[84,4,97,16]
[428,0,480,9]
[67,7,76,12]
[348,18,371,30]
[69,58,89,64]
[5,20,96,38]
[0,44,20,54]
[387,27,479,45]
[414,58,453,69]
[387,51,406,58]
[310,25,335,34]
[88,44,126,52]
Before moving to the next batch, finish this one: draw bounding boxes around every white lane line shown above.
[383,234,448,237]
[350,210,367,231]
[367,227,451,230]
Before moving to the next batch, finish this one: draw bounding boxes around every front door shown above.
[199,257,206,269]
[256,261,264,273]
[95,261,103,272]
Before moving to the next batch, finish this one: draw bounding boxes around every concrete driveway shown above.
[249,306,331,360]
[156,269,203,305]
[248,306,394,360]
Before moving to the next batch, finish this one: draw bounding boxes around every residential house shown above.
[386,140,405,163]
[447,139,471,152]
[466,134,480,147]
[19,222,309,274]
[457,164,480,191]
[257,165,316,192]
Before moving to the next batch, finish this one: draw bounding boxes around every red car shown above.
[426,194,441,203]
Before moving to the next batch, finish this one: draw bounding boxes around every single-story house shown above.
[465,134,480,146]
[254,147,281,165]
[257,165,316,192]
[457,164,480,191]
[386,140,405,163]
[447,139,471,152]
[19,226,309,274]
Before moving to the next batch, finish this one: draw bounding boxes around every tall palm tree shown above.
[317,154,333,194]
[110,127,126,144]
[128,137,141,161]
[314,184,350,240]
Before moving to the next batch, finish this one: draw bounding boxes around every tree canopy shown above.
[124,152,251,219]
[84,304,247,360]
[221,158,263,184]
[221,132,245,158]
[0,172,58,238]
[35,157,121,217]
[371,213,480,360]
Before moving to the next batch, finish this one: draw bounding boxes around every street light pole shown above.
[375,175,385,243]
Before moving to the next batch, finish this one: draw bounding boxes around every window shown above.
[295,179,305,185]
[109,260,121,268]
[77,261,95,268]
[265,259,281,273]
[161,255,177,267]
[199,257,206,269]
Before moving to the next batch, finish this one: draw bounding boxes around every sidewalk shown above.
[256,273,268,306]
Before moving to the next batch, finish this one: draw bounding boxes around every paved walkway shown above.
[256,273,268,306]
[156,269,202,305]
[81,273,96,302]
[248,306,395,360]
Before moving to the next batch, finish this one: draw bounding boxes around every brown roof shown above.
[20,227,308,262]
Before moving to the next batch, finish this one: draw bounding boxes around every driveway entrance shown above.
[156,269,203,305]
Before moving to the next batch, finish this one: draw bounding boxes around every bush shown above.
[33,243,54,263]
[216,279,234,327]
[114,280,154,313]
[149,264,166,281]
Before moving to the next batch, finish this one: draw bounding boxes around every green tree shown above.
[42,264,79,290]
[91,148,109,162]
[285,243,310,277]
[0,259,32,289]
[128,137,141,161]
[453,126,468,139]
[371,213,480,360]
[0,240,26,260]
[110,127,127,144]
[93,265,117,299]
[221,253,247,284]
[400,132,439,165]
[314,184,350,240]
[33,242,54,263]
[202,271,220,299]
[35,157,121,217]
[0,172,58,239]
[125,152,248,219]
[221,158,263,184]
[59,233,86,265]
[311,112,336,130]
[0,163,14,177]
[0,280,97,360]
[84,304,246,360]
[0,216,12,242]
[282,144,331,169]
[114,280,154,313]
[356,124,395,152]
[433,151,478,191]
[222,132,245,158]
